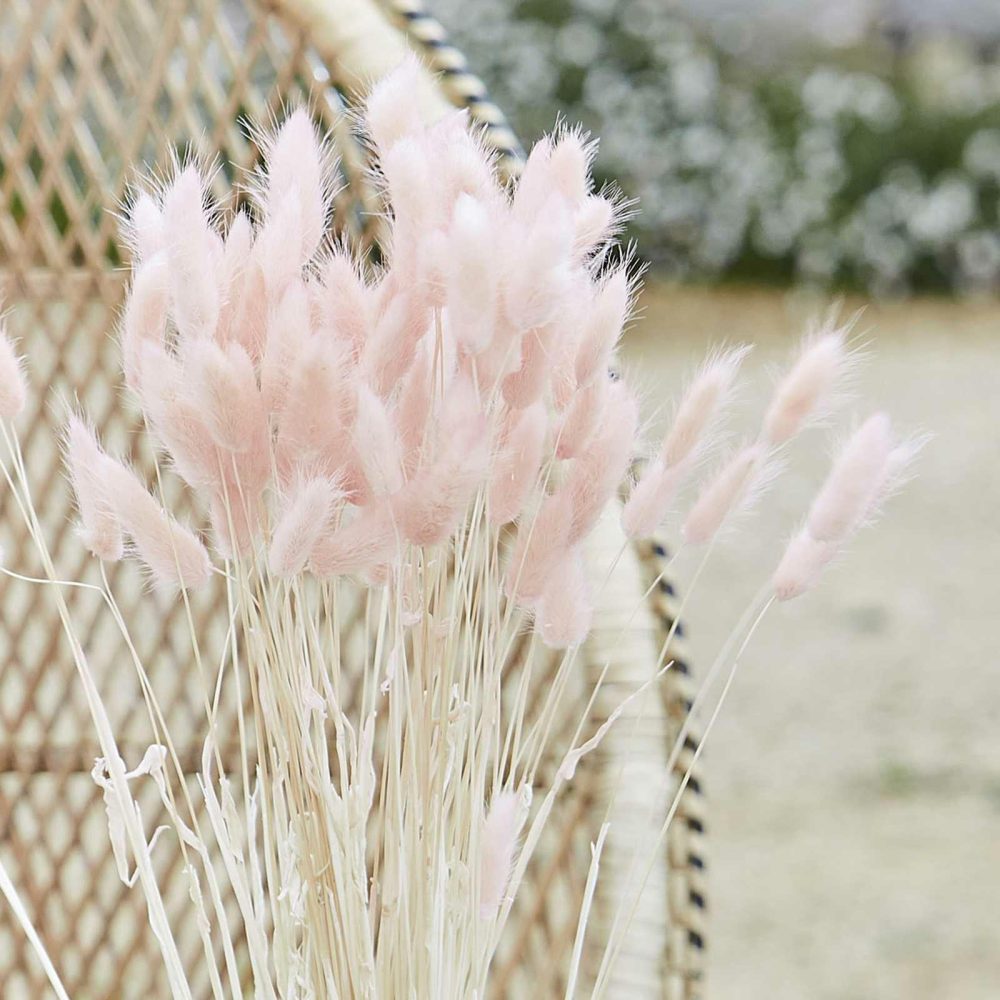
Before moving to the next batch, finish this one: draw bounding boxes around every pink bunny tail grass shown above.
[161,165,220,342]
[660,344,750,468]
[364,55,426,155]
[621,460,685,540]
[573,194,617,259]
[556,375,607,460]
[125,191,165,264]
[536,546,592,649]
[268,476,341,578]
[762,324,852,446]
[363,289,429,396]
[185,340,265,454]
[505,490,573,607]
[501,196,574,333]
[573,268,631,388]
[446,194,499,355]
[321,252,370,359]
[547,129,596,207]
[354,385,404,496]
[772,530,838,601]
[102,458,212,590]
[275,338,354,481]
[253,189,304,299]
[0,323,27,420]
[135,343,223,492]
[479,791,523,919]
[215,211,255,347]
[489,403,547,526]
[260,108,330,263]
[393,444,487,546]
[806,412,894,542]
[501,322,557,410]
[564,381,639,544]
[261,280,312,414]
[63,415,124,562]
[309,501,398,578]
[681,442,768,546]
[121,254,170,392]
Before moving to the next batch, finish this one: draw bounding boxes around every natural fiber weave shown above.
[0,0,705,996]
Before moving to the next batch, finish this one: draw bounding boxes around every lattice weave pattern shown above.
[0,1,701,997]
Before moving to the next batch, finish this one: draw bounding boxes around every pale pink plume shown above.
[363,289,429,396]
[806,413,893,542]
[438,125,497,207]
[353,385,404,496]
[505,489,573,606]
[501,195,574,334]
[321,251,370,358]
[0,323,27,419]
[261,279,311,414]
[489,403,548,526]
[126,191,165,264]
[681,442,767,546]
[135,342,223,492]
[547,130,594,208]
[621,460,685,540]
[252,189,303,299]
[215,211,254,347]
[162,166,220,342]
[121,255,170,392]
[536,546,592,649]
[392,440,488,546]
[275,336,354,480]
[64,415,124,562]
[573,195,616,259]
[556,376,607,460]
[564,381,639,544]
[309,501,398,578]
[394,343,434,468]
[573,268,631,388]
[500,321,558,410]
[445,194,499,355]
[762,325,850,446]
[392,392,489,546]
[660,345,750,469]
[102,457,212,589]
[380,136,433,233]
[772,529,838,602]
[365,57,426,155]
[479,791,524,919]
[185,340,265,454]
[262,109,329,263]
[510,137,553,223]
[268,476,340,577]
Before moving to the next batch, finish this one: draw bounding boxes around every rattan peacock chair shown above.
[0,1,707,996]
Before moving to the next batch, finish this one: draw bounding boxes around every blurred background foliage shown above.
[434,0,1000,295]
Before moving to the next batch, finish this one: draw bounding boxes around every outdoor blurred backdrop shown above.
[434,1,999,997]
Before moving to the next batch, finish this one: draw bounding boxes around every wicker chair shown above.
[0,1,706,996]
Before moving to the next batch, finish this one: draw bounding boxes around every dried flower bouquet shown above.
[0,61,918,999]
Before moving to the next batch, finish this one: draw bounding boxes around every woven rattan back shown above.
[0,1,705,996]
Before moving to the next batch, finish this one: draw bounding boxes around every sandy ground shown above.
[623,285,1000,999]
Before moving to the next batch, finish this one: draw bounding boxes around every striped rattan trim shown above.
[381,0,525,179]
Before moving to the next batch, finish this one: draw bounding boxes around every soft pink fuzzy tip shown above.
[269,477,340,578]
[763,329,847,446]
[660,345,750,469]
[64,415,124,562]
[0,324,27,420]
[479,791,522,919]
[536,546,592,649]
[772,529,838,601]
[682,443,765,546]
[806,412,893,543]
[622,461,684,540]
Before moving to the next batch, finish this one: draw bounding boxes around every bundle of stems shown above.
[0,61,919,999]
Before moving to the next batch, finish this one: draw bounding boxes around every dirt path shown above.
[624,285,1000,999]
